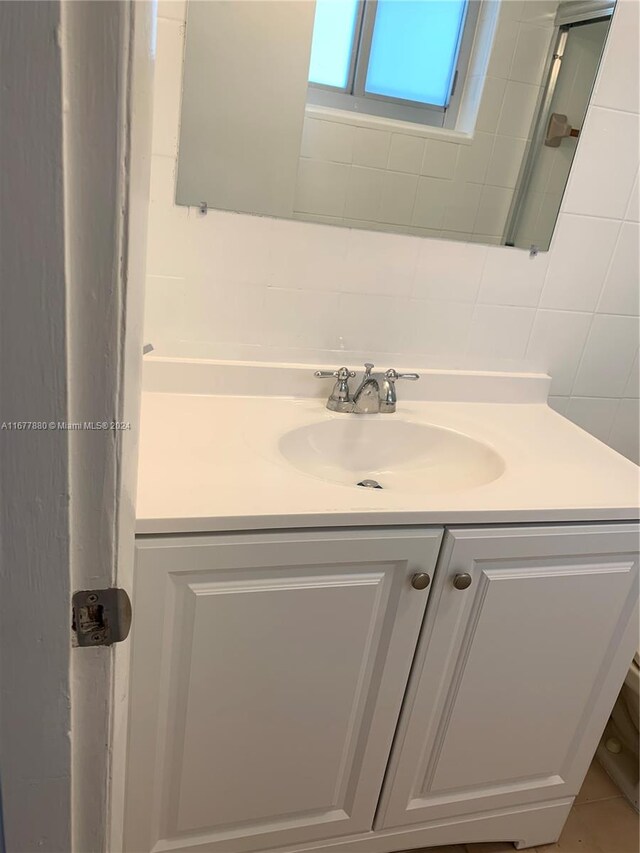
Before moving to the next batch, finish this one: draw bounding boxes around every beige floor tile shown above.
[397,793,639,853]
[535,796,639,853]
[576,759,624,805]
[534,801,605,852]
[578,797,639,853]
[429,848,467,852]
[399,847,466,853]
[398,847,466,853]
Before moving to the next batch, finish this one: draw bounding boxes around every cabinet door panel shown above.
[124,528,442,853]
[377,524,639,829]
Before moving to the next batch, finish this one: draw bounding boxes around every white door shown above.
[377,524,639,830]
[124,527,442,853]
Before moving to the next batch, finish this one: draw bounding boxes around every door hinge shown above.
[72,587,132,647]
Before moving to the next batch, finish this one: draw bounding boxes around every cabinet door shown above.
[377,524,639,830]
[124,527,442,853]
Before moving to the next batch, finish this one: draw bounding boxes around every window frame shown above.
[307,0,480,130]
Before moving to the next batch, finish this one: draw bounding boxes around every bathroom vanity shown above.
[125,360,639,853]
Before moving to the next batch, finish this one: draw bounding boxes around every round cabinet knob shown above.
[453,573,472,590]
[411,572,431,590]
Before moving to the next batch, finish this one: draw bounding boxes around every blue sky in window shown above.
[308,0,359,89]
[309,0,467,108]
[366,1,466,106]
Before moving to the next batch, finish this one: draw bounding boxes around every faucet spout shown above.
[352,363,382,414]
[353,377,381,413]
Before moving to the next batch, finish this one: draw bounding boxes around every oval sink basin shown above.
[279,418,505,493]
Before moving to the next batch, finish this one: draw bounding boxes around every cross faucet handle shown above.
[313,366,356,412]
[379,368,420,413]
[314,366,356,380]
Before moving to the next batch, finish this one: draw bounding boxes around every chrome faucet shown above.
[352,362,382,414]
[314,363,419,414]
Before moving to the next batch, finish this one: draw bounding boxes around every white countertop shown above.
[136,365,639,534]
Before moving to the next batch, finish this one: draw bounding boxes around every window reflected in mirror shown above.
[176,0,614,252]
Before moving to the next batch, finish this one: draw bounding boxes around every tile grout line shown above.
[566,214,624,400]
[575,793,625,806]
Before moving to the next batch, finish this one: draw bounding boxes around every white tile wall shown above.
[511,23,554,85]
[563,107,640,219]
[565,396,621,443]
[145,274,186,342]
[444,180,484,233]
[344,229,419,297]
[478,245,550,306]
[626,172,639,222]
[183,279,265,346]
[525,309,592,395]
[145,0,640,464]
[269,219,348,292]
[497,81,541,137]
[412,177,449,230]
[388,134,425,174]
[539,214,621,311]
[457,131,494,182]
[380,171,418,226]
[336,292,408,353]
[485,136,527,188]
[467,304,536,360]
[475,185,515,236]
[572,313,639,397]
[422,140,459,180]
[548,395,569,415]
[475,75,508,133]
[597,222,640,315]
[487,17,519,78]
[352,127,391,169]
[609,398,640,462]
[403,300,475,356]
[413,239,486,302]
[591,0,640,115]
[294,160,350,218]
[345,166,383,221]
[301,119,353,164]
[263,288,340,350]
[624,350,639,398]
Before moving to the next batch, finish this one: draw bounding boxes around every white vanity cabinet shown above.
[124,523,639,853]
[124,528,444,853]
[376,525,640,842]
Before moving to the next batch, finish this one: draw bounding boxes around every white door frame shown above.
[0,2,153,850]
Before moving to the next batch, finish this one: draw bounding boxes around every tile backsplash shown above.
[146,0,639,464]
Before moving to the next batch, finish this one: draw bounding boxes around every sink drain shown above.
[357,479,383,489]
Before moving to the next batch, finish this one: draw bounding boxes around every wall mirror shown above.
[176,0,614,252]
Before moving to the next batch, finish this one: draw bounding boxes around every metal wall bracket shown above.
[72,588,132,647]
